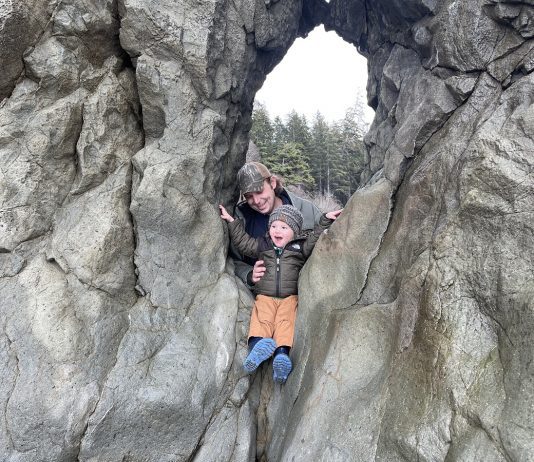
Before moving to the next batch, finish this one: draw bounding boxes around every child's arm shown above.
[219,204,260,258]
[302,209,342,257]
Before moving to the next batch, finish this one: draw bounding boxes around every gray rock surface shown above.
[1,0,533,461]
[0,0,50,100]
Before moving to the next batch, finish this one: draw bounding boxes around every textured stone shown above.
[273,303,396,462]
[47,164,136,298]
[78,275,240,460]
[1,253,129,461]
[72,65,143,195]
[0,88,83,251]
[1,0,534,460]
[0,0,49,100]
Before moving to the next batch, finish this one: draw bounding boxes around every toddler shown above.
[220,203,340,383]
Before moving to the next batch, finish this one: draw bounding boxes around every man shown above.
[232,161,323,287]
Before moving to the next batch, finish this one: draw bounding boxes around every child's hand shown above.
[325,209,343,220]
[251,260,266,283]
[219,205,234,222]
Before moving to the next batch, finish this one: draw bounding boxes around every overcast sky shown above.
[255,25,374,125]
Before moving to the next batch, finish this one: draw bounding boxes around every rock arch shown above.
[0,0,533,461]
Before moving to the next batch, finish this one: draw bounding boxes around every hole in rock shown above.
[252,25,374,206]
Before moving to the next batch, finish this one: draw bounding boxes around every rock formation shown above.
[1,0,533,461]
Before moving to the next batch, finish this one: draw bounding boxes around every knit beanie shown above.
[268,205,303,236]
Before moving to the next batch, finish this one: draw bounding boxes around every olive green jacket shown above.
[227,214,333,298]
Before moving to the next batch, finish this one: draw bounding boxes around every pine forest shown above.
[250,102,369,208]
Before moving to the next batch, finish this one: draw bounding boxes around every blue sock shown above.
[243,338,276,373]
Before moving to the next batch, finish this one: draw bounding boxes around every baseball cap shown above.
[237,162,271,194]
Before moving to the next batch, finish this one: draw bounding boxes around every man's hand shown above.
[251,260,266,283]
[325,209,343,220]
[219,204,234,222]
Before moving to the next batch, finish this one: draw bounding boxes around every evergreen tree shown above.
[347,90,371,137]
[250,103,275,160]
[328,123,347,201]
[272,115,287,154]
[285,111,313,177]
[285,111,311,146]
[266,142,315,191]
[330,107,366,203]
[249,103,368,205]
[310,112,333,195]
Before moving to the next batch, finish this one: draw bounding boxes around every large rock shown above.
[0,85,83,251]
[0,0,50,100]
[1,0,534,461]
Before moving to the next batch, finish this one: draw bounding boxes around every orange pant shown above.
[248,294,298,347]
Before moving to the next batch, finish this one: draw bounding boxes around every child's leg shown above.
[244,338,276,373]
[272,295,298,383]
[248,295,277,340]
[244,296,278,373]
[272,295,298,348]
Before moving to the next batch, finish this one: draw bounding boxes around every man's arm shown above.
[287,191,323,231]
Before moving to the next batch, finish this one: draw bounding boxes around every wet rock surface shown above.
[1,0,533,461]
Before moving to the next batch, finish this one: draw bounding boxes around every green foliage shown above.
[250,103,275,160]
[250,101,368,205]
[330,107,367,203]
[265,142,315,190]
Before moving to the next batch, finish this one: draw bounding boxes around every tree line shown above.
[250,102,368,206]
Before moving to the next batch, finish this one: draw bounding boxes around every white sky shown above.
[255,25,374,125]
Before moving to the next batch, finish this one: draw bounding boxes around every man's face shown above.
[269,220,294,248]
[244,177,277,214]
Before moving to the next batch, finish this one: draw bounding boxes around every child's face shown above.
[269,220,294,248]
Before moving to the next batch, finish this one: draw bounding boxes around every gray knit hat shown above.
[268,205,303,236]
[237,162,271,194]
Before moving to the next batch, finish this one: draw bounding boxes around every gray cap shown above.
[268,205,303,236]
[237,162,271,194]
